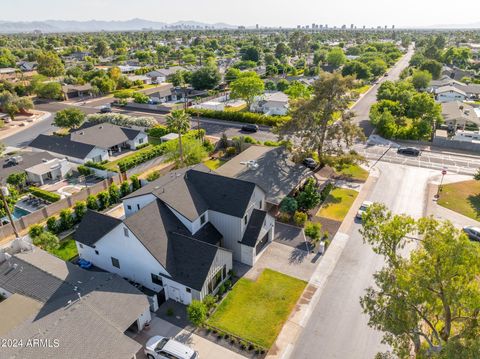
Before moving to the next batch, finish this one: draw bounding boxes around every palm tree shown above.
[166,110,191,166]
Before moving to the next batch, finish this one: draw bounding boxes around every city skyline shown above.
[2,0,480,28]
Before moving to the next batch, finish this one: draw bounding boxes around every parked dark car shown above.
[241,124,259,132]
[100,106,112,113]
[463,226,480,242]
[397,147,421,156]
[303,157,318,170]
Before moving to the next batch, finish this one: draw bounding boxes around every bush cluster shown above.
[147,125,169,138]
[29,187,61,203]
[86,113,157,128]
[117,144,167,172]
[186,108,290,127]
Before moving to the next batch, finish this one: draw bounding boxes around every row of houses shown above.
[430,75,480,103]
[72,146,311,306]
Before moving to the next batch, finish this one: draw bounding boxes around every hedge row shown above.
[186,108,290,127]
[84,161,108,170]
[117,144,167,172]
[29,187,61,203]
[147,125,169,138]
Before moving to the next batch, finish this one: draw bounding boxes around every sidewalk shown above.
[0,110,50,141]
[266,170,379,359]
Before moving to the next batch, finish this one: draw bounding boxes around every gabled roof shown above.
[74,210,123,247]
[123,199,226,290]
[71,123,143,149]
[240,209,267,247]
[126,164,258,221]
[216,145,311,205]
[29,134,95,159]
[0,249,148,359]
[435,85,467,96]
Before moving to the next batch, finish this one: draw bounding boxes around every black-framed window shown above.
[111,257,120,268]
[244,215,248,225]
[79,243,83,248]
[127,205,132,210]
[95,250,99,255]
[200,214,206,225]
[151,273,163,286]
[124,227,129,237]
[137,204,140,210]
[186,288,191,293]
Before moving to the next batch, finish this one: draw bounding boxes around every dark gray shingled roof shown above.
[240,209,267,247]
[0,249,149,359]
[124,199,226,290]
[70,122,142,148]
[29,134,95,159]
[125,164,258,221]
[74,210,123,247]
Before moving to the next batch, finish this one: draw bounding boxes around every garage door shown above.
[255,232,269,255]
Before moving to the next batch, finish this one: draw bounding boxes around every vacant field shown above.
[317,187,359,222]
[437,180,480,220]
[208,269,306,348]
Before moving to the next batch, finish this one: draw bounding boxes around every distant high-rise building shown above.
[350,24,354,29]
[385,25,387,30]
[363,25,366,30]
[297,25,301,29]
[341,24,346,29]
[392,25,395,29]
[256,24,259,29]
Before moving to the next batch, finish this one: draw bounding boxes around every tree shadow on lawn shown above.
[467,194,480,219]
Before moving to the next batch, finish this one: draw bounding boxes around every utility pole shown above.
[1,186,20,238]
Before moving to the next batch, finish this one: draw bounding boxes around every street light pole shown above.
[0,186,20,238]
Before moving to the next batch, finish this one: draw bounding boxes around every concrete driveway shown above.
[131,316,246,359]
[274,222,309,251]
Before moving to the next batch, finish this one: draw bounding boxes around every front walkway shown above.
[131,316,246,359]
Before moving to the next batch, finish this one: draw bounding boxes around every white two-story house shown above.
[74,165,275,305]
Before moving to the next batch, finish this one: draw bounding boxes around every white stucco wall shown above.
[76,224,169,292]
[437,91,467,103]
[84,147,109,163]
[123,194,157,217]
[127,133,149,149]
[137,307,152,330]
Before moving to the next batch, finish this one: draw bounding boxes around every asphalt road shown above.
[290,162,438,359]
[351,46,415,135]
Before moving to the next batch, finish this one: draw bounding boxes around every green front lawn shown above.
[437,180,480,220]
[208,269,306,348]
[335,164,369,182]
[317,187,359,222]
[50,235,78,261]
[203,158,226,170]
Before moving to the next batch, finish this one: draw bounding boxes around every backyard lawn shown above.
[203,158,226,170]
[50,235,78,261]
[207,269,306,349]
[317,187,359,221]
[335,164,369,182]
[437,180,480,220]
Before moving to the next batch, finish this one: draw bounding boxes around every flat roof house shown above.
[0,248,151,359]
[74,165,275,305]
[61,84,93,100]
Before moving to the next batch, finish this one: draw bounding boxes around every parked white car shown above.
[356,201,373,220]
[145,336,198,359]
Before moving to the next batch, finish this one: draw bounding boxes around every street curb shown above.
[0,111,51,141]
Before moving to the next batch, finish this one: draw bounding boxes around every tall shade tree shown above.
[166,110,191,166]
[326,47,346,68]
[37,51,64,77]
[278,72,364,163]
[229,73,265,108]
[53,107,86,129]
[360,203,480,358]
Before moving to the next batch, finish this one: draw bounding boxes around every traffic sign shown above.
[442,169,447,175]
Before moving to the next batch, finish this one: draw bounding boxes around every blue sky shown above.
[2,0,480,27]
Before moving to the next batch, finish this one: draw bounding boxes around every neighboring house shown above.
[17,61,37,72]
[142,83,176,102]
[441,101,480,130]
[452,129,480,143]
[0,67,17,80]
[250,91,290,115]
[146,66,187,84]
[127,75,152,85]
[1,151,54,183]
[25,158,72,185]
[63,51,91,61]
[0,248,151,359]
[118,65,141,74]
[216,145,312,210]
[29,123,148,163]
[435,85,467,103]
[74,165,275,305]
[441,65,477,82]
[430,76,480,100]
[62,84,93,100]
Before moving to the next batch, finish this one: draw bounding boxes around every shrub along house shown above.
[74,165,275,305]
[29,123,148,164]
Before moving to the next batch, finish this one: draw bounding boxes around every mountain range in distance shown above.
[0,18,480,33]
[0,18,239,33]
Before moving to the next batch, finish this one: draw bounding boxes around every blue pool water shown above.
[12,207,31,221]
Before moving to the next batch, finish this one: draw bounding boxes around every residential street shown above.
[290,162,439,359]
[351,45,415,135]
